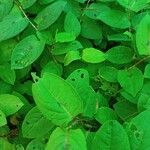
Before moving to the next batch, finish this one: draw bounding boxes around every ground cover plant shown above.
[1,0,150,149]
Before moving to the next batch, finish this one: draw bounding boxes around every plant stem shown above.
[128,55,150,70]
[14,0,38,31]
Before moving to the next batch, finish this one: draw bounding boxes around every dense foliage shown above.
[0,0,150,149]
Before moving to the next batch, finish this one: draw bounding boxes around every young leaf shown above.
[136,14,150,55]
[117,67,144,97]
[82,48,105,63]
[32,73,83,126]
[0,14,28,42]
[22,107,54,138]
[11,35,45,69]
[105,46,134,64]
[34,0,67,30]
[64,50,81,66]
[55,32,76,43]
[64,11,81,37]
[0,63,16,85]
[46,128,87,150]
[0,94,24,116]
[92,120,130,150]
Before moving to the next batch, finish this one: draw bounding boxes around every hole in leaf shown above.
[81,73,84,78]
[33,146,36,149]
[71,78,75,81]
[26,121,30,125]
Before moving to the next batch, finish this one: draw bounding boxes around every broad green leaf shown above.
[99,66,118,82]
[64,50,81,66]
[95,107,118,124]
[55,32,76,43]
[0,39,17,64]
[81,17,102,40]
[129,109,150,149]
[0,0,13,20]
[26,139,45,150]
[117,67,144,97]
[138,93,150,112]
[144,64,150,78]
[64,11,81,37]
[117,0,150,12]
[19,0,37,9]
[32,73,83,126]
[41,61,63,76]
[35,1,67,30]
[0,110,7,127]
[11,35,45,69]
[114,100,138,121]
[97,8,130,29]
[0,14,28,42]
[0,63,15,85]
[67,69,97,117]
[22,107,54,138]
[136,14,150,55]
[0,94,24,116]
[46,127,87,150]
[52,41,82,55]
[0,138,13,150]
[105,46,134,64]
[92,120,130,150]
[82,48,105,63]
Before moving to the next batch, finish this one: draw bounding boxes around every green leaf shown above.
[0,138,14,150]
[64,50,81,66]
[99,66,118,82]
[51,40,82,55]
[82,48,105,63]
[117,67,144,97]
[26,139,45,150]
[0,0,13,20]
[129,109,150,149]
[81,17,102,40]
[92,120,130,150]
[114,100,138,121]
[0,63,16,85]
[46,127,87,150]
[136,14,150,55]
[11,35,45,69]
[95,107,118,124]
[32,73,83,126]
[35,0,67,30]
[97,7,130,29]
[105,46,134,64]
[144,64,150,78]
[117,0,150,12]
[0,94,24,116]
[55,32,76,43]
[22,107,54,138]
[0,14,28,42]
[0,110,7,127]
[67,69,97,117]
[19,0,37,9]
[64,11,81,37]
